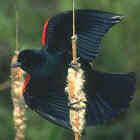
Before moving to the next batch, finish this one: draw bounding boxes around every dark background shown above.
[0,0,138,139]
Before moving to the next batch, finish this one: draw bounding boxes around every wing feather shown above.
[42,10,124,61]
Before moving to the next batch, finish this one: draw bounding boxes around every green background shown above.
[0,0,138,140]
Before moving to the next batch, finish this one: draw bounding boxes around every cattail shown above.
[11,51,26,140]
[66,0,87,137]
[65,63,87,139]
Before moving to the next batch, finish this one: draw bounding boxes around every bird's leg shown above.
[69,57,80,71]
[68,101,87,111]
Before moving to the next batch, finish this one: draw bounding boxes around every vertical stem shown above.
[16,8,18,53]
[10,6,26,140]
[75,133,79,140]
[72,38,77,64]
[11,54,26,140]
[73,0,75,36]
[72,0,77,64]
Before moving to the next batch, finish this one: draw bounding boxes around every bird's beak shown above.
[11,62,22,68]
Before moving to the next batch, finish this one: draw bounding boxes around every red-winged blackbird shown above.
[12,10,136,131]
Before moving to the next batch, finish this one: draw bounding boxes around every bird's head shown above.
[12,49,43,73]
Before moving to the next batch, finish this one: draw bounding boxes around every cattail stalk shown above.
[65,64,87,139]
[10,7,26,140]
[66,0,87,139]
[72,0,77,64]
[11,52,26,140]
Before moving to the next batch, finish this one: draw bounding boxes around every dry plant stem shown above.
[72,36,77,64]
[0,81,10,90]
[11,52,26,140]
[72,0,77,65]
[73,0,75,35]
[75,133,79,140]
[16,8,19,52]
[66,0,87,139]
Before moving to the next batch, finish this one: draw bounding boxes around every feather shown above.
[43,10,124,61]
[86,71,136,125]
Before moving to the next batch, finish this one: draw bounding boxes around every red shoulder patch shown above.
[42,19,50,48]
[22,74,31,94]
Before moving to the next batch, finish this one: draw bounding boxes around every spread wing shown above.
[86,71,136,125]
[23,70,136,129]
[23,92,72,130]
[35,96,72,130]
[42,10,124,61]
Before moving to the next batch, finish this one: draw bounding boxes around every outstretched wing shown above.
[86,71,136,125]
[23,70,136,129]
[35,95,72,130]
[42,10,124,61]
[23,93,72,130]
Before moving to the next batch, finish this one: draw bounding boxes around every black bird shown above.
[12,10,136,131]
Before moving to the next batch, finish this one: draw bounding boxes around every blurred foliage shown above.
[0,0,138,140]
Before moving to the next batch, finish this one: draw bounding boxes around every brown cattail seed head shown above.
[11,52,26,140]
[65,63,87,135]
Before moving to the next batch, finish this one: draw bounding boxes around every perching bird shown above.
[12,10,136,131]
